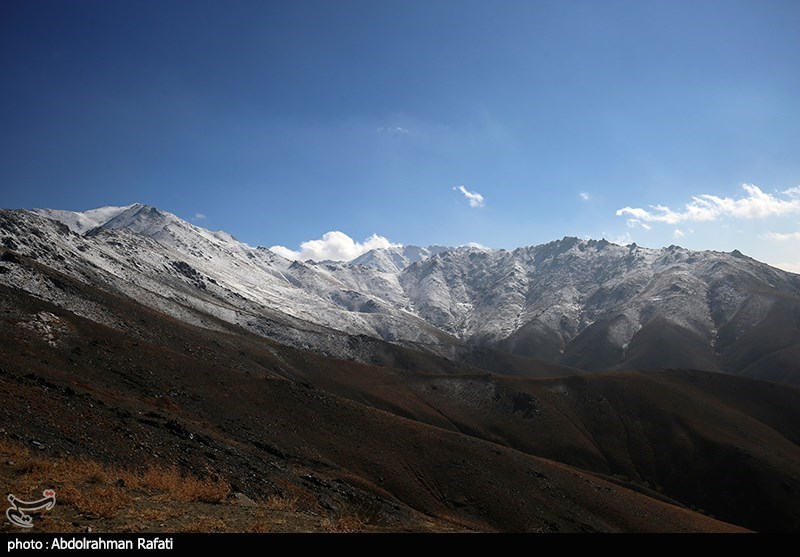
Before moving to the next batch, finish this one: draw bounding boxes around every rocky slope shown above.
[3,273,791,532]
[1,204,798,385]
[1,203,799,531]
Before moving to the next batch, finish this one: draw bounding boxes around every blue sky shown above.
[2,0,799,270]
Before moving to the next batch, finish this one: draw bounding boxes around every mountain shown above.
[3,204,800,386]
[0,265,794,532]
[1,203,799,532]
[31,204,136,234]
[350,245,450,273]
[400,239,800,384]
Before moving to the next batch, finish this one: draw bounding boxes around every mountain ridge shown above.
[5,204,800,386]
[2,203,799,531]
[0,272,794,531]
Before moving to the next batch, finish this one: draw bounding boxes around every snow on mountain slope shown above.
[0,207,449,354]
[401,238,798,346]
[4,204,800,382]
[31,204,136,234]
[351,245,450,273]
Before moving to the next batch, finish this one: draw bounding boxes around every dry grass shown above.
[53,484,84,506]
[0,438,379,533]
[139,465,229,503]
[133,506,185,522]
[272,480,323,514]
[321,513,366,533]
[244,509,287,533]
[264,494,299,512]
[8,451,128,499]
[182,516,228,532]
[0,438,29,458]
[1,438,229,520]
[70,486,131,519]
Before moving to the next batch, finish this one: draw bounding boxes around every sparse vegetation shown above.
[270,481,324,514]
[321,513,366,533]
[1,439,229,509]
[0,438,428,533]
[139,465,230,503]
[264,494,299,512]
[70,486,131,519]
[182,516,228,532]
[0,438,228,524]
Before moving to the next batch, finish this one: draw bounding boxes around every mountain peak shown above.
[94,203,176,236]
[29,202,174,237]
[350,244,450,272]
[30,204,138,234]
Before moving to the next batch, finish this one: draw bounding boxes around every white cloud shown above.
[462,242,489,249]
[760,230,800,241]
[194,213,207,220]
[377,126,409,135]
[454,185,485,208]
[268,245,302,260]
[772,261,800,274]
[626,219,651,230]
[270,231,400,262]
[579,192,591,201]
[673,229,685,238]
[616,184,800,226]
[607,231,633,246]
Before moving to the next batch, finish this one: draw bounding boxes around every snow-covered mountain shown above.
[350,245,450,273]
[31,204,136,234]
[3,204,800,384]
[1,205,452,358]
